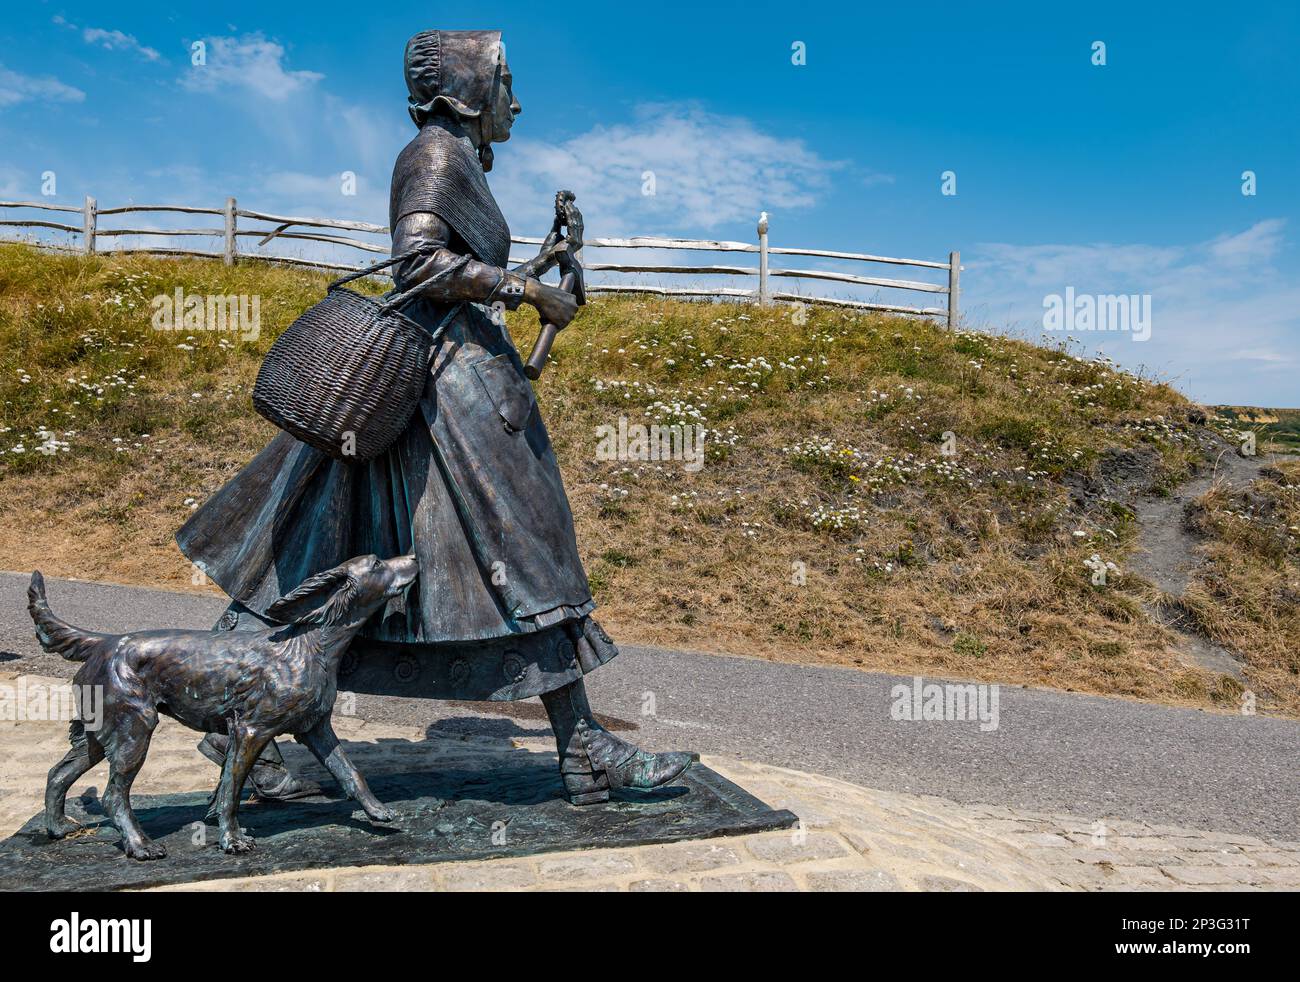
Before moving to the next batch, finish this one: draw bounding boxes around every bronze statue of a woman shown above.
[176,29,692,806]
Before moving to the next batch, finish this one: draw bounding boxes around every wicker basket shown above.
[253,249,458,463]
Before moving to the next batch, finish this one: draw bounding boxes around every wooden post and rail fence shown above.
[0,195,961,327]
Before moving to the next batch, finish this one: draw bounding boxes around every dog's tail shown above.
[27,571,114,662]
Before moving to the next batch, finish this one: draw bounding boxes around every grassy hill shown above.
[1,242,1296,714]
[1213,405,1300,453]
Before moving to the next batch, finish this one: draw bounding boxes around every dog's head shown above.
[265,554,419,627]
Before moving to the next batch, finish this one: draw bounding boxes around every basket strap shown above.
[327,248,478,314]
[377,253,472,314]
[423,303,463,347]
[326,246,434,291]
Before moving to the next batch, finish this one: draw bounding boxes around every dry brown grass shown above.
[1174,462,1300,711]
[1,243,1293,715]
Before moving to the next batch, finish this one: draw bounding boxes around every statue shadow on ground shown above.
[422,716,548,741]
[0,731,796,892]
[420,701,639,741]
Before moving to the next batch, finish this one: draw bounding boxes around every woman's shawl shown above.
[389,124,511,267]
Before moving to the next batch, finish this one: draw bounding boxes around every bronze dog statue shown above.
[28,554,418,859]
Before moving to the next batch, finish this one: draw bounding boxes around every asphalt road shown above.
[2,571,1296,839]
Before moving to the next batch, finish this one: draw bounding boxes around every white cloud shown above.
[0,64,85,108]
[494,103,842,236]
[256,169,388,221]
[1231,347,1290,364]
[979,244,1174,283]
[0,165,24,197]
[181,34,324,101]
[1208,218,1284,266]
[967,220,1299,406]
[326,97,410,174]
[121,96,837,252]
[207,101,843,272]
[54,15,163,62]
[82,28,162,63]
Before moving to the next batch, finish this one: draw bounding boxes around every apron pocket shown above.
[472,353,536,433]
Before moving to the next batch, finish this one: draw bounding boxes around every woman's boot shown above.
[541,678,694,805]
[197,733,322,802]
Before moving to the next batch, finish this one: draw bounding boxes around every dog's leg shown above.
[101,711,165,861]
[44,722,103,839]
[198,732,321,803]
[296,718,395,823]
[215,720,273,854]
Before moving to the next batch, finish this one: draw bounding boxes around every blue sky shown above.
[1,1,1296,404]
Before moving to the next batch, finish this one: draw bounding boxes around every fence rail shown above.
[0,196,961,325]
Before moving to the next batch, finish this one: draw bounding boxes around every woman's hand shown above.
[511,229,565,279]
[526,279,579,328]
[536,227,562,260]
[532,237,568,272]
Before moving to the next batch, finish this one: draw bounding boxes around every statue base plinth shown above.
[0,755,796,891]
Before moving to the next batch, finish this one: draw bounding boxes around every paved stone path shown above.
[3,673,1296,892]
[5,573,1298,841]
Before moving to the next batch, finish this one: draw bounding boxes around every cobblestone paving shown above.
[2,674,1296,892]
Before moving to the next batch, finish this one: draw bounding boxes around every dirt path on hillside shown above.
[1127,443,1272,677]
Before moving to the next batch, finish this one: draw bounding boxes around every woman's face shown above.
[488,59,520,143]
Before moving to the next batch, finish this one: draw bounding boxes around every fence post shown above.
[757,211,770,305]
[82,196,96,255]
[947,250,960,329]
[224,197,238,265]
